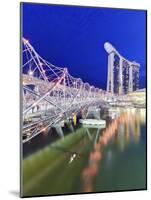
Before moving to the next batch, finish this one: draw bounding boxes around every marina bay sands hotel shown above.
[104,42,140,95]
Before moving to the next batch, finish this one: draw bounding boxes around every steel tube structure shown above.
[22,38,106,143]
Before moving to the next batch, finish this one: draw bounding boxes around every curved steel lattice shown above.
[22,38,105,143]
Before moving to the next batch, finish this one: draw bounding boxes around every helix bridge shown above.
[22,38,107,143]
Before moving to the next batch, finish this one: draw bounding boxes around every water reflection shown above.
[23,108,146,196]
[81,108,146,192]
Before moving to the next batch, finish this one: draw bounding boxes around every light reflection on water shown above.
[23,108,146,196]
[81,108,146,193]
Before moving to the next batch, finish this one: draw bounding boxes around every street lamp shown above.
[28,70,33,76]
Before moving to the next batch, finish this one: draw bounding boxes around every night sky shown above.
[22,3,146,90]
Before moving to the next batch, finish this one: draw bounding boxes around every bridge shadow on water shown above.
[23,121,82,158]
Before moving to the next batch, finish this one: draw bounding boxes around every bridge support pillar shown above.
[55,126,64,138]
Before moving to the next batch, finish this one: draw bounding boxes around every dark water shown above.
[23,108,146,197]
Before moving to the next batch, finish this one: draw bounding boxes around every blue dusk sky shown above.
[22,3,146,90]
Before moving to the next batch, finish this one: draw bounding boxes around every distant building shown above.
[131,62,140,91]
[104,42,140,95]
[128,88,146,107]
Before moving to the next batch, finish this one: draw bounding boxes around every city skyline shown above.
[22,3,146,90]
